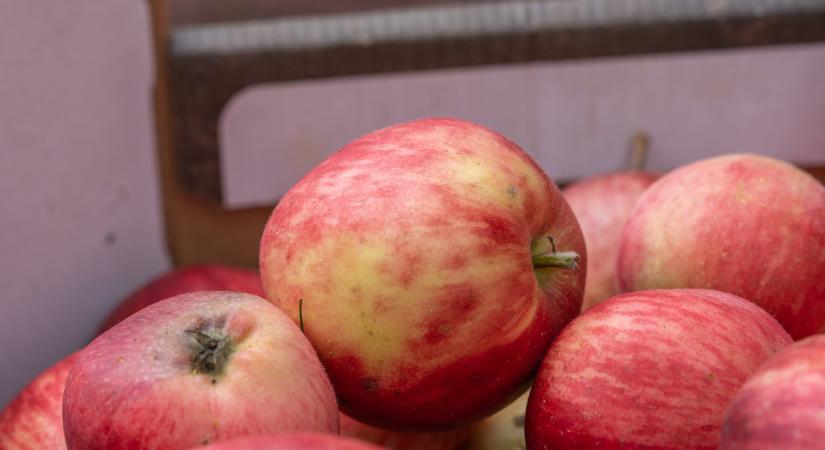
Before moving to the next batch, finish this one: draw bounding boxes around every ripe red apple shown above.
[720,334,825,450]
[466,389,529,450]
[617,154,825,339]
[99,265,265,334]
[63,292,338,450]
[340,413,469,450]
[525,289,792,450]
[0,353,78,450]
[561,171,658,311]
[193,433,389,450]
[260,117,586,430]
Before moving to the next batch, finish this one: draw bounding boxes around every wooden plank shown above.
[165,0,825,202]
[150,0,269,268]
[150,0,825,266]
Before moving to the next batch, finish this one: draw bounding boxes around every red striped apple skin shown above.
[260,117,586,430]
[339,413,469,450]
[616,154,825,339]
[98,265,265,334]
[525,289,792,450]
[63,292,338,450]
[720,334,825,450]
[562,171,658,312]
[0,353,78,450]
[193,433,389,450]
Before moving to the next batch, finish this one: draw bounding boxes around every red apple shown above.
[525,289,792,450]
[0,353,78,450]
[193,433,389,450]
[720,334,825,450]
[466,389,529,450]
[340,413,469,450]
[99,265,265,334]
[617,154,825,339]
[260,117,586,430]
[562,171,658,311]
[63,292,338,450]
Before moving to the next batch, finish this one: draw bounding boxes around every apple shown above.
[0,352,79,450]
[260,117,586,430]
[466,388,530,450]
[525,289,792,450]
[193,433,389,450]
[340,413,469,450]
[99,265,265,334]
[616,153,825,339]
[561,171,658,311]
[63,292,338,450]
[720,334,825,449]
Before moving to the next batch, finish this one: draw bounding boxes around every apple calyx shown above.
[185,317,233,380]
[531,237,580,271]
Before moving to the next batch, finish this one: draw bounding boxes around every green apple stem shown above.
[532,251,580,270]
[532,236,580,270]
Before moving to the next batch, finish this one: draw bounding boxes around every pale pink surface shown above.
[0,0,167,410]
[617,154,825,339]
[562,172,658,311]
[0,353,78,450]
[526,289,792,450]
[63,292,338,450]
[193,433,389,450]
[221,44,825,209]
[340,413,469,450]
[721,334,825,450]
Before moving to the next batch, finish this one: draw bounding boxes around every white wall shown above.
[221,43,825,208]
[0,1,169,407]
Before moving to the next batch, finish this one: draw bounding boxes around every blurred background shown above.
[1,0,824,408]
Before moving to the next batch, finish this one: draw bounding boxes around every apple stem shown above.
[532,251,580,270]
[299,299,305,332]
[532,236,580,270]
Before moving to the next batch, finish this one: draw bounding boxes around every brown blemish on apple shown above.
[185,316,233,380]
[362,378,379,392]
[507,185,518,199]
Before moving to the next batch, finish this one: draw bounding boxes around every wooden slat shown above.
[151,0,268,268]
[165,0,825,202]
[150,0,825,266]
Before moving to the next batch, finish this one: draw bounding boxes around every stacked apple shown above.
[1,265,469,450]
[258,117,586,432]
[1,117,824,450]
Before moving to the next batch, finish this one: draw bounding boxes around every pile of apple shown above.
[1,118,823,450]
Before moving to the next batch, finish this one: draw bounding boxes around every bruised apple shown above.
[526,289,792,450]
[99,265,264,334]
[194,433,389,450]
[340,413,469,450]
[260,117,586,430]
[562,171,658,311]
[617,154,825,339]
[0,353,78,450]
[63,292,338,450]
